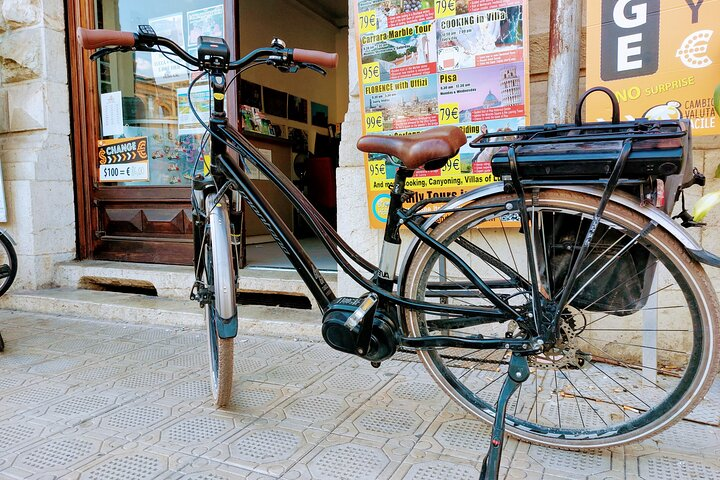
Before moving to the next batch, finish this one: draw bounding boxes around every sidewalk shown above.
[0,309,719,479]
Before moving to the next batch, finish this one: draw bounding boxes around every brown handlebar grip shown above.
[292,48,338,68]
[77,27,136,50]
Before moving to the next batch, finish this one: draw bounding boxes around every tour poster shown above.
[354,0,530,227]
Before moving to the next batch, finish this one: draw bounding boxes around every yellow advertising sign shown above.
[586,0,720,135]
[354,0,530,228]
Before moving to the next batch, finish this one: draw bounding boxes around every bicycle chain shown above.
[396,346,509,366]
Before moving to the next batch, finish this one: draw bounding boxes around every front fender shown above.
[397,182,720,295]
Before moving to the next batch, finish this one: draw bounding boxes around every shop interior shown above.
[95,0,349,271]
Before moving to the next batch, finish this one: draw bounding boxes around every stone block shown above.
[336,166,381,296]
[338,99,363,168]
[0,88,8,132]
[6,81,46,131]
[0,135,44,181]
[41,0,64,31]
[0,28,43,83]
[690,134,720,151]
[3,180,34,252]
[45,82,70,135]
[2,0,41,28]
[530,80,547,123]
[529,0,551,35]
[30,179,75,235]
[705,148,720,182]
[35,133,72,182]
[44,28,67,84]
[1,158,36,182]
[20,252,74,289]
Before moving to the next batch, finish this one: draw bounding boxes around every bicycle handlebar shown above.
[77,28,136,49]
[76,27,338,71]
[292,48,338,69]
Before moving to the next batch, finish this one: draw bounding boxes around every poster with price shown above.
[360,22,437,81]
[585,0,720,136]
[97,137,150,183]
[354,0,529,227]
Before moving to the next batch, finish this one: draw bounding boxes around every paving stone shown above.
[637,453,720,480]
[284,433,403,480]
[173,457,275,479]
[260,388,356,434]
[394,456,481,480]
[202,419,328,477]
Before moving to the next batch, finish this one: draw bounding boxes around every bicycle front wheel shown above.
[401,189,719,449]
[203,194,236,407]
[0,232,17,297]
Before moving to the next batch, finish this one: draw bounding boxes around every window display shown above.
[96,0,224,186]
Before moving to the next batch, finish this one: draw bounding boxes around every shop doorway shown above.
[69,0,239,265]
[69,0,348,269]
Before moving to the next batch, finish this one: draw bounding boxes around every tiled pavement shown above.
[1,309,720,479]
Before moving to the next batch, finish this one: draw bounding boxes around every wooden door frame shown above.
[67,0,240,261]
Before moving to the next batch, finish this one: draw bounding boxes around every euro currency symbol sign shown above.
[676,30,713,69]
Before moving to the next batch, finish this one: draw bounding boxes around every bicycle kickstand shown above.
[479,353,530,480]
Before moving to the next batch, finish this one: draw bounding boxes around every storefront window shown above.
[96,0,223,186]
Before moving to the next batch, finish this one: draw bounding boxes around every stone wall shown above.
[337,0,720,296]
[0,0,75,289]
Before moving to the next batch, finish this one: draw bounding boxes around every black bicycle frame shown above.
[201,70,524,331]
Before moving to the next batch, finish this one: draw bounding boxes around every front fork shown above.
[191,180,238,339]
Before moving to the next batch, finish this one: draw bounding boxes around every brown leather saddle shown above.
[357,126,466,171]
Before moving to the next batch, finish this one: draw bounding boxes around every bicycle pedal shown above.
[344,294,378,331]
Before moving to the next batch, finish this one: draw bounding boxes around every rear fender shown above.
[397,182,720,295]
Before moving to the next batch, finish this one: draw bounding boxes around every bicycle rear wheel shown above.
[401,189,719,449]
[202,194,236,407]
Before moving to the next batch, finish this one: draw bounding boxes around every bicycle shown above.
[78,27,720,479]
[0,228,18,352]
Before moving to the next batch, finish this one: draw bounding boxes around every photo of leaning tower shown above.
[500,65,522,105]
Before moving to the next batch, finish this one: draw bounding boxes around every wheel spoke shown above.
[402,191,715,447]
[557,368,592,428]
[576,336,668,391]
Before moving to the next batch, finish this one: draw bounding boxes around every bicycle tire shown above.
[0,232,17,297]
[203,196,236,407]
[400,189,719,449]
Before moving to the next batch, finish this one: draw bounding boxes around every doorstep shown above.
[0,287,323,340]
[52,260,337,310]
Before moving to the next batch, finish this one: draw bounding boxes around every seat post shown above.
[377,167,413,288]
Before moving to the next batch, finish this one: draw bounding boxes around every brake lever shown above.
[269,60,300,74]
[90,46,132,61]
[300,63,327,76]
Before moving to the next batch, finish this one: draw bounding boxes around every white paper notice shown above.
[100,91,124,137]
[149,13,188,85]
